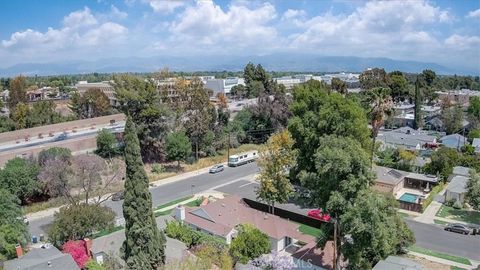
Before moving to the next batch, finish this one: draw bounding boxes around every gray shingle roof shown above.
[373,256,423,270]
[3,246,79,270]
[377,128,436,150]
[374,166,408,185]
[447,175,469,194]
[452,166,471,177]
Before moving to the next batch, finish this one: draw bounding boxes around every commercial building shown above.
[204,77,245,95]
[74,81,117,106]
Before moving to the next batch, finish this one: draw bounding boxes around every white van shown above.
[228,150,258,167]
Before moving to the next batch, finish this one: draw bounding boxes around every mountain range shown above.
[0,54,473,77]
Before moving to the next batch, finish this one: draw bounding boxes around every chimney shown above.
[174,205,185,222]
[15,244,23,258]
[84,238,93,258]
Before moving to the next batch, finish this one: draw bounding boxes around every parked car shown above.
[307,209,331,222]
[112,191,124,201]
[209,164,225,174]
[444,223,470,235]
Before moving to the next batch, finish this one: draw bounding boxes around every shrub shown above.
[151,163,165,174]
[446,198,456,207]
[192,243,233,270]
[164,220,226,249]
[62,240,90,269]
[85,260,106,270]
[229,224,271,264]
[453,200,462,209]
[186,156,196,165]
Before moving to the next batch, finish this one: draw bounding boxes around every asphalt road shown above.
[28,162,259,237]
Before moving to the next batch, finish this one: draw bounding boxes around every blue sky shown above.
[1,0,479,72]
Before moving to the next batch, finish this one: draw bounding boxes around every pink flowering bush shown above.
[62,240,89,268]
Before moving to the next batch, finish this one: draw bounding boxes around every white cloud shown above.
[109,5,128,20]
[63,7,98,28]
[168,1,277,50]
[445,34,480,50]
[466,9,480,19]
[2,7,127,57]
[146,0,186,14]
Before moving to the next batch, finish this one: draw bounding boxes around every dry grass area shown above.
[146,144,261,182]
[404,254,451,270]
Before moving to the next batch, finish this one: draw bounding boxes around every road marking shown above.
[239,182,254,188]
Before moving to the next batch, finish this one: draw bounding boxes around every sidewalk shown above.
[409,251,478,270]
[415,201,443,224]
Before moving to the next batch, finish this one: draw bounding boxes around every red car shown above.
[307,209,331,222]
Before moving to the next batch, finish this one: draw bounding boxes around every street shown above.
[28,161,480,261]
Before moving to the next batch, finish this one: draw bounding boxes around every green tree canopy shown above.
[95,129,120,159]
[69,88,111,119]
[8,76,28,110]
[341,190,415,269]
[229,224,271,264]
[466,170,480,210]
[359,68,390,90]
[0,189,29,260]
[49,204,115,247]
[468,96,480,128]
[288,83,370,175]
[38,147,72,167]
[0,157,40,203]
[122,117,166,269]
[166,131,192,168]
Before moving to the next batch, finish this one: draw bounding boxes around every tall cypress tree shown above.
[122,117,165,269]
[413,76,423,129]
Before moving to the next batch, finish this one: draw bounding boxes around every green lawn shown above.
[436,205,480,225]
[154,195,194,210]
[92,225,124,239]
[298,224,324,238]
[450,266,467,270]
[433,219,449,225]
[154,209,173,217]
[407,245,471,265]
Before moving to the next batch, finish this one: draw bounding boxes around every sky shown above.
[0,0,479,72]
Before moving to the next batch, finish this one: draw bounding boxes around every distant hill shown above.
[0,54,473,77]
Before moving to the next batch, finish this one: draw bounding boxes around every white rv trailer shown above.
[228,150,258,167]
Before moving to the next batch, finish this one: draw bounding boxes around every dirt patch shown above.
[404,254,451,270]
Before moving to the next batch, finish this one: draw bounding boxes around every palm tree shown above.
[365,87,394,165]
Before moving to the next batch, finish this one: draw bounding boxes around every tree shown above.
[38,147,72,167]
[423,147,460,180]
[49,204,115,246]
[72,154,125,205]
[422,69,436,87]
[359,68,390,90]
[183,78,213,159]
[63,240,91,269]
[256,130,297,214]
[229,224,271,264]
[298,135,374,215]
[8,75,28,110]
[468,96,480,128]
[288,83,371,175]
[466,171,480,210]
[115,74,172,162]
[38,159,75,203]
[166,131,192,169]
[388,71,409,101]
[442,105,464,134]
[0,189,29,260]
[0,116,16,133]
[122,117,166,269]
[341,190,415,269]
[364,87,393,164]
[230,84,246,99]
[331,77,348,95]
[69,88,111,119]
[413,77,423,129]
[11,102,30,129]
[95,129,120,159]
[0,157,39,203]
[28,100,62,127]
[468,129,480,141]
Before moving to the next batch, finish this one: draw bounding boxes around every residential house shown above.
[3,244,80,270]
[373,256,423,270]
[440,134,468,150]
[75,81,117,106]
[175,195,310,252]
[376,127,437,151]
[445,175,469,204]
[452,166,471,178]
[374,166,439,212]
[436,89,480,107]
[473,138,480,153]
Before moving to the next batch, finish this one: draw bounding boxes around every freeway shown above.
[28,162,259,237]
[28,161,480,261]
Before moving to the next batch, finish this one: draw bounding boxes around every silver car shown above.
[444,223,470,235]
[209,164,224,174]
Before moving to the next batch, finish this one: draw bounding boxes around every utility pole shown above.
[227,131,231,166]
